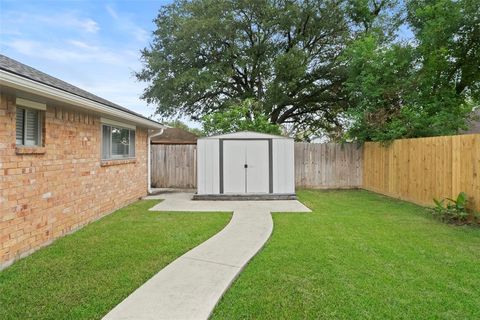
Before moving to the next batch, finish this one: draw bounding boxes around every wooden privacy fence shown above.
[151,144,197,188]
[151,142,363,189]
[150,135,479,211]
[363,134,480,211]
[295,143,363,188]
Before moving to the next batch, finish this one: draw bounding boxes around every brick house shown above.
[0,55,164,269]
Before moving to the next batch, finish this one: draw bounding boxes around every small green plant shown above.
[431,192,478,225]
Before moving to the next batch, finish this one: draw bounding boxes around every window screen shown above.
[102,125,111,159]
[129,130,135,157]
[101,124,135,159]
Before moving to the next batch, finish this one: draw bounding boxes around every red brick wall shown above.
[0,93,148,268]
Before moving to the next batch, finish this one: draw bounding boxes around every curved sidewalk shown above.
[103,192,310,320]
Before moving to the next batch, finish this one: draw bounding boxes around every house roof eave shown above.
[0,69,164,129]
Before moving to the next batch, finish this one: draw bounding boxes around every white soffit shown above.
[101,117,136,130]
[16,97,47,111]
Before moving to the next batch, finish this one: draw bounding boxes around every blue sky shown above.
[0,0,172,120]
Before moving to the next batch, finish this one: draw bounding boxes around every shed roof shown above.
[200,131,292,140]
[151,127,198,144]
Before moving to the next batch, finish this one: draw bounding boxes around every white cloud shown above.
[106,5,119,20]
[76,18,99,33]
[105,5,149,43]
[67,40,99,50]
[3,39,130,66]
[6,39,36,54]
[1,11,100,34]
[41,14,99,33]
[0,28,22,36]
[71,78,156,116]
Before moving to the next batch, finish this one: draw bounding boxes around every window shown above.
[101,124,135,159]
[16,107,42,146]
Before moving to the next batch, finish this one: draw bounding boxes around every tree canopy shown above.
[138,0,479,142]
[202,99,281,136]
[344,0,480,142]
[163,119,204,136]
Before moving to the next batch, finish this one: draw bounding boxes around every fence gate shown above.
[151,144,197,188]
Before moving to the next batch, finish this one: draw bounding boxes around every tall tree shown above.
[343,0,479,142]
[137,0,353,136]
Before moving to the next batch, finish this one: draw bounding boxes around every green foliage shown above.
[431,192,478,224]
[345,0,402,38]
[407,0,480,103]
[202,99,281,136]
[343,35,416,142]
[344,0,480,142]
[164,119,204,137]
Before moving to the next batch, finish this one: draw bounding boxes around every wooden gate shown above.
[151,144,197,188]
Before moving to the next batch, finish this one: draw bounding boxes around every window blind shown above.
[16,107,41,146]
[25,109,39,146]
[16,108,24,145]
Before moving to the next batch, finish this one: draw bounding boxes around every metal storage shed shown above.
[195,131,295,200]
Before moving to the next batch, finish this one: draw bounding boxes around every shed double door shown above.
[223,140,270,194]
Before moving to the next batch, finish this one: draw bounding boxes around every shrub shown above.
[431,192,479,225]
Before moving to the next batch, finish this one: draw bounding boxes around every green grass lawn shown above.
[212,189,480,320]
[0,200,231,320]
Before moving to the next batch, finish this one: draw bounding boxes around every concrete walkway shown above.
[103,192,310,320]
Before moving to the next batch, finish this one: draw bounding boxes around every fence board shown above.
[151,144,197,188]
[294,143,363,188]
[363,134,480,211]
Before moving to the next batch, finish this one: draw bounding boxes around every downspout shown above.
[147,128,165,194]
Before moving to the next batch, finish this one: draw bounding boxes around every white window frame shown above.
[101,119,136,160]
[16,106,43,147]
